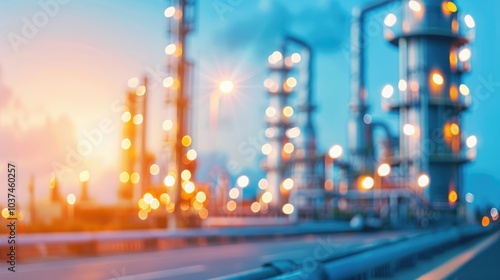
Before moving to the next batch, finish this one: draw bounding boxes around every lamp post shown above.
[66,193,76,223]
[79,171,90,202]
[376,163,391,212]
[325,145,343,192]
[210,80,234,149]
[236,175,249,217]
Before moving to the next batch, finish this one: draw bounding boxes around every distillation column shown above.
[385,0,474,216]
[348,0,395,190]
[264,47,293,212]
[164,0,197,229]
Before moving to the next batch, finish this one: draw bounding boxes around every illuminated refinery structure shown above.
[382,0,476,217]
[118,77,150,201]
[111,0,478,226]
[163,0,198,228]
[346,0,476,222]
[262,36,325,217]
[260,0,477,223]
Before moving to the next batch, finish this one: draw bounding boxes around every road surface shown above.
[0,230,416,280]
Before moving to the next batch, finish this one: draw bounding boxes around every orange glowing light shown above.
[451,18,459,34]
[283,143,294,154]
[250,202,260,213]
[324,179,334,191]
[482,216,490,227]
[138,210,148,220]
[446,2,457,13]
[430,71,445,94]
[199,208,209,219]
[181,135,192,147]
[448,190,458,203]
[226,200,237,211]
[450,85,458,102]
[130,172,140,184]
[160,193,171,204]
[181,169,191,181]
[432,73,444,85]
[196,192,206,203]
[450,47,458,71]
[119,172,130,183]
[450,123,460,136]
[150,164,160,175]
[183,181,195,194]
[410,81,420,92]
[283,106,294,117]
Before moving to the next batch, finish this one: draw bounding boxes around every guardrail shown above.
[0,221,353,261]
[216,224,497,280]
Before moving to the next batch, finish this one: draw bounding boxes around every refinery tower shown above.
[383,0,475,215]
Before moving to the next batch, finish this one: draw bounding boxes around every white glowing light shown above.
[291,53,302,63]
[417,174,430,188]
[219,80,234,94]
[237,175,250,188]
[459,48,472,62]
[328,145,343,159]
[282,203,294,215]
[286,127,301,139]
[459,84,470,96]
[399,80,408,91]
[384,13,397,27]
[382,84,394,98]
[377,163,391,177]
[403,124,416,136]
[408,0,422,12]
[465,192,474,203]
[165,44,177,55]
[464,15,475,28]
[229,188,239,199]
[466,135,477,148]
[164,6,176,18]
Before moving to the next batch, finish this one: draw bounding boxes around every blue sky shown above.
[0,0,499,207]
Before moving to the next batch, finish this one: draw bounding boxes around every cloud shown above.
[211,0,349,55]
[0,67,11,109]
